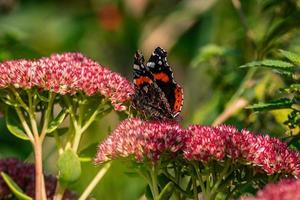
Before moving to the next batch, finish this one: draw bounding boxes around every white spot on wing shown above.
[147,62,155,68]
[133,64,141,70]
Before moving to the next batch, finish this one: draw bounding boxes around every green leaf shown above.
[158,182,175,200]
[274,70,295,79]
[58,149,81,183]
[246,98,293,111]
[1,172,32,200]
[5,107,29,140]
[46,127,68,137]
[290,84,300,92]
[240,60,294,71]
[279,49,300,65]
[47,108,67,133]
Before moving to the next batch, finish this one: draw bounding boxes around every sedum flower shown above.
[184,125,300,176]
[0,52,133,110]
[183,125,226,161]
[95,118,300,177]
[237,129,300,176]
[94,118,187,164]
[0,158,76,200]
[240,179,300,200]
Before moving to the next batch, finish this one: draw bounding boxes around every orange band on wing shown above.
[153,72,170,82]
[173,86,183,112]
[134,76,153,86]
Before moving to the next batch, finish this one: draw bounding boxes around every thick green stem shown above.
[34,137,45,200]
[53,181,65,200]
[72,128,82,152]
[79,163,111,200]
[27,91,47,200]
[150,166,159,200]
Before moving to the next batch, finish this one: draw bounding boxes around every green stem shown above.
[27,90,47,200]
[72,128,82,152]
[150,165,159,200]
[78,163,111,200]
[9,87,29,111]
[80,102,107,134]
[40,92,56,141]
[72,103,108,152]
[53,181,65,200]
[191,175,198,200]
[14,107,34,143]
[192,163,206,199]
[210,161,232,196]
[53,130,64,155]
[33,137,46,200]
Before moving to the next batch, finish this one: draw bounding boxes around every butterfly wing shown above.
[132,51,173,119]
[147,47,184,118]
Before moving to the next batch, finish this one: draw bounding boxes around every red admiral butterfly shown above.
[132,47,184,120]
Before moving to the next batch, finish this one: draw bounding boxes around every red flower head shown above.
[0,53,134,110]
[94,118,187,164]
[95,118,300,177]
[240,179,300,200]
[183,124,300,176]
[183,125,227,161]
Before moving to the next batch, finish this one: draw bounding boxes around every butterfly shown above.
[132,47,183,120]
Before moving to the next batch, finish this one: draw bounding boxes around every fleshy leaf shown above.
[246,98,293,111]
[5,107,29,140]
[58,149,81,183]
[279,49,300,65]
[1,172,32,200]
[240,59,294,71]
[47,108,67,133]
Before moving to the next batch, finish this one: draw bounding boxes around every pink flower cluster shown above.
[0,53,134,110]
[94,118,187,163]
[95,118,300,177]
[241,179,300,200]
[185,125,300,176]
[0,158,76,200]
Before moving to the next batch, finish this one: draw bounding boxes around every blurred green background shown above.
[1,0,300,199]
